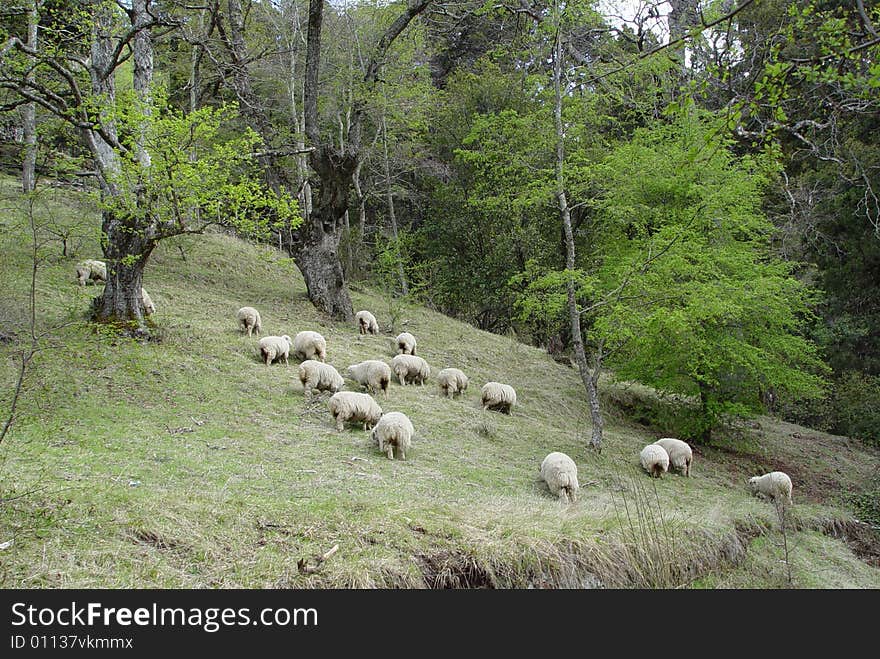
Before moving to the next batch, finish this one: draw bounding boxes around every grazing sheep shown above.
[140,287,156,316]
[237,306,262,336]
[328,391,383,432]
[356,310,380,335]
[480,382,516,415]
[748,472,793,505]
[653,438,693,477]
[396,331,417,355]
[299,360,344,399]
[640,444,669,478]
[293,330,327,362]
[347,360,392,397]
[258,335,291,366]
[437,368,469,399]
[540,452,579,503]
[75,259,106,286]
[370,411,414,460]
[390,354,430,386]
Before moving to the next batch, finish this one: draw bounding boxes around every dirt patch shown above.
[819,519,880,567]
[128,528,181,551]
[416,551,495,588]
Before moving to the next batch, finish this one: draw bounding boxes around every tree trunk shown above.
[92,213,154,332]
[292,230,352,319]
[293,0,428,320]
[553,8,603,451]
[90,1,155,333]
[21,1,38,193]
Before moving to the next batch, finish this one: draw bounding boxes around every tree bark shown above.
[21,1,38,193]
[553,10,603,451]
[90,0,156,333]
[290,0,429,319]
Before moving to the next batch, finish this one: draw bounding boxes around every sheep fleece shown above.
[299,360,344,397]
[541,452,579,503]
[259,335,291,366]
[370,411,414,460]
[749,472,793,504]
[437,368,468,398]
[480,382,516,414]
[293,331,327,362]
[653,438,693,476]
[391,354,430,385]
[328,391,383,431]
[640,444,669,477]
[395,332,417,355]
[347,360,392,396]
[356,310,379,335]
[75,259,106,285]
[237,307,262,336]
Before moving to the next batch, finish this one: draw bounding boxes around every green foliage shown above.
[829,371,880,447]
[103,89,301,242]
[589,111,828,440]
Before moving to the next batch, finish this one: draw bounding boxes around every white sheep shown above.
[640,444,669,478]
[299,360,344,399]
[140,287,156,316]
[258,335,291,366]
[237,306,262,336]
[480,382,516,415]
[437,368,469,399]
[370,411,414,460]
[293,330,327,362]
[390,354,430,386]
[356,310,380,336]
[540,452,579,503]
[653,438,693,477]
[748,472,793,505]
[395,331,417,355]
[75,259,106,286]
[328,391,383,432]
[347,360,392,397]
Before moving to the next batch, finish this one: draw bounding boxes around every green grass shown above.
[1,175,878,588]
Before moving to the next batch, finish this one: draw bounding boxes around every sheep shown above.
[347,360,392,397]
[370,411,414,460]
[396,331,417,355]
[140,287,156,316]
[75,259,106,286]
[356,310,380,336]
[299,360,344,399]
[328,391,383,432]
[480,382,516,415]
[390,354,430,386]
[540,452,579,503]
[293,330,327,362]
[437,367,469,399]
[748,471,793,505]
[653,438,693,477]
[237,306,262,336]
[640,444,669,478]
[258,335,291,366]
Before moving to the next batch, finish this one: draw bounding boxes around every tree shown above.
[590,109,828,441]
[1,1,298,335]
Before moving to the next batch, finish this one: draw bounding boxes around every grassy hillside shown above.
[1,175,878,588]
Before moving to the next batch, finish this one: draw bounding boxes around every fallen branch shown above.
[297,543,339,575]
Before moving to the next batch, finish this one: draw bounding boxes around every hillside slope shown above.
[1,177,878,588]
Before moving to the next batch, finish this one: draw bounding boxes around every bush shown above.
[830,371,880,446]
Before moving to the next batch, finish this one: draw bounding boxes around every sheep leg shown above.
[335,414,344,432]
[399,447,406,461]
[386,444,394,460]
